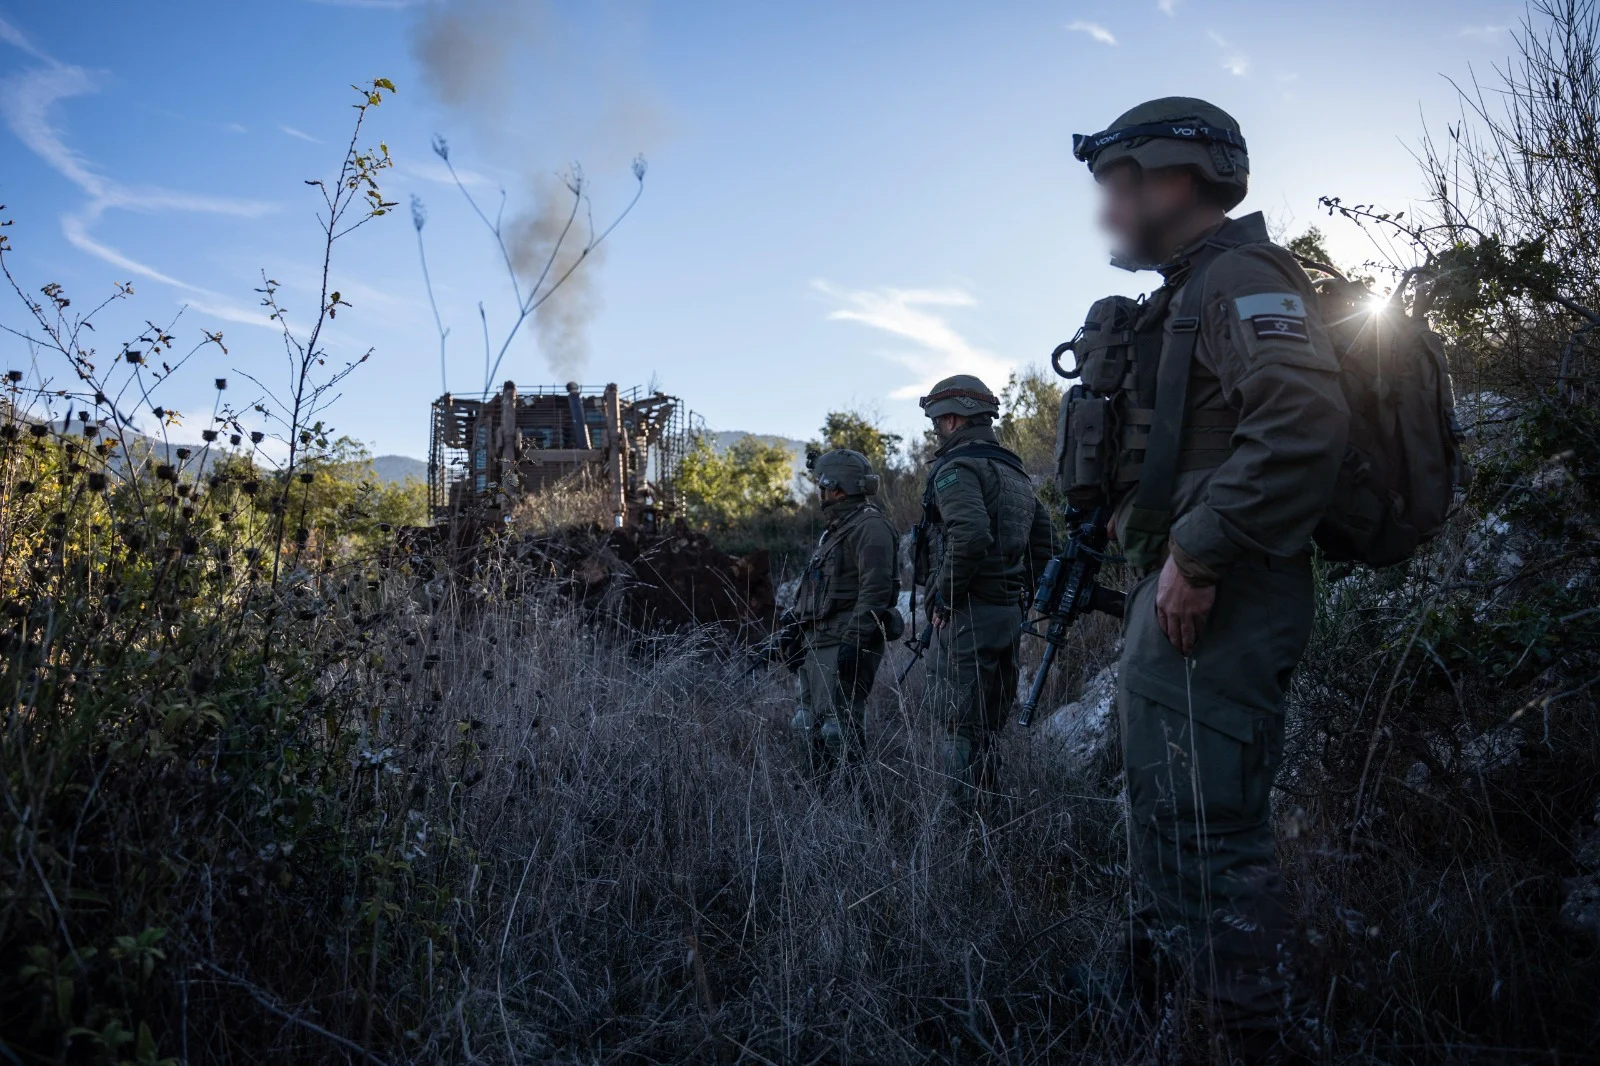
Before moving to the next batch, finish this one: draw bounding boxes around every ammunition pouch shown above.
[1056,388,1113,507]
[792,554,833,623]
[1053,295,1143,507]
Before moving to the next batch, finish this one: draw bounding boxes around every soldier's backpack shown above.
[1298,259,1470,567]
[1053,246,1469,571]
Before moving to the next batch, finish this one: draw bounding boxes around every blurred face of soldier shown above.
[932,413,967,443]
[818,484,848,509]
[1096,161,1203,266]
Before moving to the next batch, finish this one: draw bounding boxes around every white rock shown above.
[775,577,800,612]
[1039,665,1119,774]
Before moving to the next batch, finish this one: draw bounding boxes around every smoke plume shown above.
[507,174,604,382]
[412,0,645,383]
[411,0,539,114]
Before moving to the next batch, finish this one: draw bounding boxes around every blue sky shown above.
[1,0,1522,458]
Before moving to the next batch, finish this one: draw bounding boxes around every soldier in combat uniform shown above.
[789,449,901,769]
[1068,98,1349,1052]
[915,376,1054,802]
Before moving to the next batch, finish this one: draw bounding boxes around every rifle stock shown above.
[896,622,934,685]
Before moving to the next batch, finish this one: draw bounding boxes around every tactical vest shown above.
[1053,236,1248,565]
[793,503,899,625]
[916,440,1037,605]
[1054,288,1236,502]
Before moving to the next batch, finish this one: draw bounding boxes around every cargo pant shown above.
[926,601,1022,798]
[792,637,882,768]
[1119,555,1312,1034]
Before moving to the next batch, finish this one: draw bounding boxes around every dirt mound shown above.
[398,518,774,639]
[518,520,774,637]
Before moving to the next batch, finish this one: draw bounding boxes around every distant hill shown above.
[710,430,804,456]
[712,430,809,491]
[372,454,427,484]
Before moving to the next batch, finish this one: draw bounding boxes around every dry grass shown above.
[381,560,1140,1064]
[509,474,615,537]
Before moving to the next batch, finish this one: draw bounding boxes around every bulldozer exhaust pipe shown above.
[565,382,591,449]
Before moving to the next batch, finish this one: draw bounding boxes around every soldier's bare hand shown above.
[930,605,951,630]
[1155,555,1215,656]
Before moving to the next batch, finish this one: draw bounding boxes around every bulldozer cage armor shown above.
[428,382,702,526]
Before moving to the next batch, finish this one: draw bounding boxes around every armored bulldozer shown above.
[427,381,695,530]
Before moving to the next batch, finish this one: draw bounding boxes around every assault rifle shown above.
[1016,504,1126,726]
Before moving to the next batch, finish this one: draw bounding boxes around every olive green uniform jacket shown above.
[920,424,1054,791]
[791,497,899,757]
[1114,212,1348,1031]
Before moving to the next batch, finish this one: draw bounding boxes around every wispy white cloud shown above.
[219,120,248,134]
[278,123,322,144]
[1208,30,1250,76]
[1459,24,1511,41]
[0,17,275,326]
[0,13,55,64]
[1065,19,1118,46]
[812,281,1012,400]
[1158,0,1179,14]
[402,158,491,188]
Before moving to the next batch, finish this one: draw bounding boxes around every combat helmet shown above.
[919,374,1000,420]
[812,448,880,496]
[1073,97,1249,209]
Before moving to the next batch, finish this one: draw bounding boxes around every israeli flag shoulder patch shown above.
[1235,291,1311,343]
